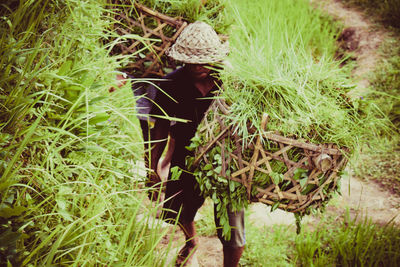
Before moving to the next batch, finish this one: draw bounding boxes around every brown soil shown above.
[311,0,388,91]
[309,0,400,225]
[157,1,400,266]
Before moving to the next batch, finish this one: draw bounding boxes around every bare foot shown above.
[175,242,197,267]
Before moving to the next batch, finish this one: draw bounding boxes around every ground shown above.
[152,0,400,266]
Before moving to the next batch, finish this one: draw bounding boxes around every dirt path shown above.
[309,0,400,223]
[157,1,400,266]
[311,0,387,91]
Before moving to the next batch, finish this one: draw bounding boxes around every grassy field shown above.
[0,0,169,265]
[194,200,400,266]
[1,0,399,266]
[339,0,400,187]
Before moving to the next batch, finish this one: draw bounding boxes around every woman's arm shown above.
[148,118,170,183]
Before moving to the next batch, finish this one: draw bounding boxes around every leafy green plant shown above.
[0,0,175,265]
[294,212,400,266]
[239,223,294,267]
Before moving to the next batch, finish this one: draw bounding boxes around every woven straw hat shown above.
[166,21,229,64]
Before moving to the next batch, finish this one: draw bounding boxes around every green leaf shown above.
[89,96,107,105]
[301,184,316,195]
[185,145,195,152]
[270,172,283,184]
[203,163,213,170]
[58,209,73,222]
[271,201,280,212]
[212,191,217,201]
[223,223,231,240]
[58,60,73,75]
[0,206,27,219]
[0,229,21,248]
[170,166,182,181]
[56,198,67,210]
[299,177,307,189]
[89,113,110,125]
[229,181,235,192]
[214,166,222,173]
[205,181,211,190]
[293,168,308,180]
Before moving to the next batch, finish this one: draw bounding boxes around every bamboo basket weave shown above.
[193,98,349,213]
[111,2,187,77]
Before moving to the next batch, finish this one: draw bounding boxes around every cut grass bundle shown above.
[185,0,393,238]
[219,0,388,149]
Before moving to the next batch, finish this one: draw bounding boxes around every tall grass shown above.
[219,0,391,150]
[293,213,400,266]
[349,32,400,183]
[240,223,293,267]
[193,200,400,266]
[0,0,170,265]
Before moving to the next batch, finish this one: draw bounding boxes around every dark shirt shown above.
[151,67,218,169]
[128,74,157,122]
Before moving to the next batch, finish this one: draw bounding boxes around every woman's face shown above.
[185,64,211,80]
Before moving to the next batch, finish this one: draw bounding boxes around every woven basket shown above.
[193,98,349,214]
[111,2,187,77]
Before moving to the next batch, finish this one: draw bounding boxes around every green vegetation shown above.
[194,201,400,267]
[351,36,400,187]
[240,223,293,267]
[337,0,400,186]
[372,41,400,133]
[188,0,393,239]
[293,213,400,266]
[133,0,231,32]
[0,0,170,265]
[219,0,390,148]
[251,214,400,266]
[1,0,399,265]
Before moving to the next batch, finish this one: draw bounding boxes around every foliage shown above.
[135,0,231,33]
[0,0,171,265]
[219,0,391,149]
[186,0,392,239]
[369,37,400,135]
[293,213,400,266]
[2,0,398,265]
[194,201,400,267]
[350,35,400,187]
[239,223,294,267]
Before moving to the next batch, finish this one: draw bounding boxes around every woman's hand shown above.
[109,74,127,92]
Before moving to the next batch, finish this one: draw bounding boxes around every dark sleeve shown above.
[149,79,177,121]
